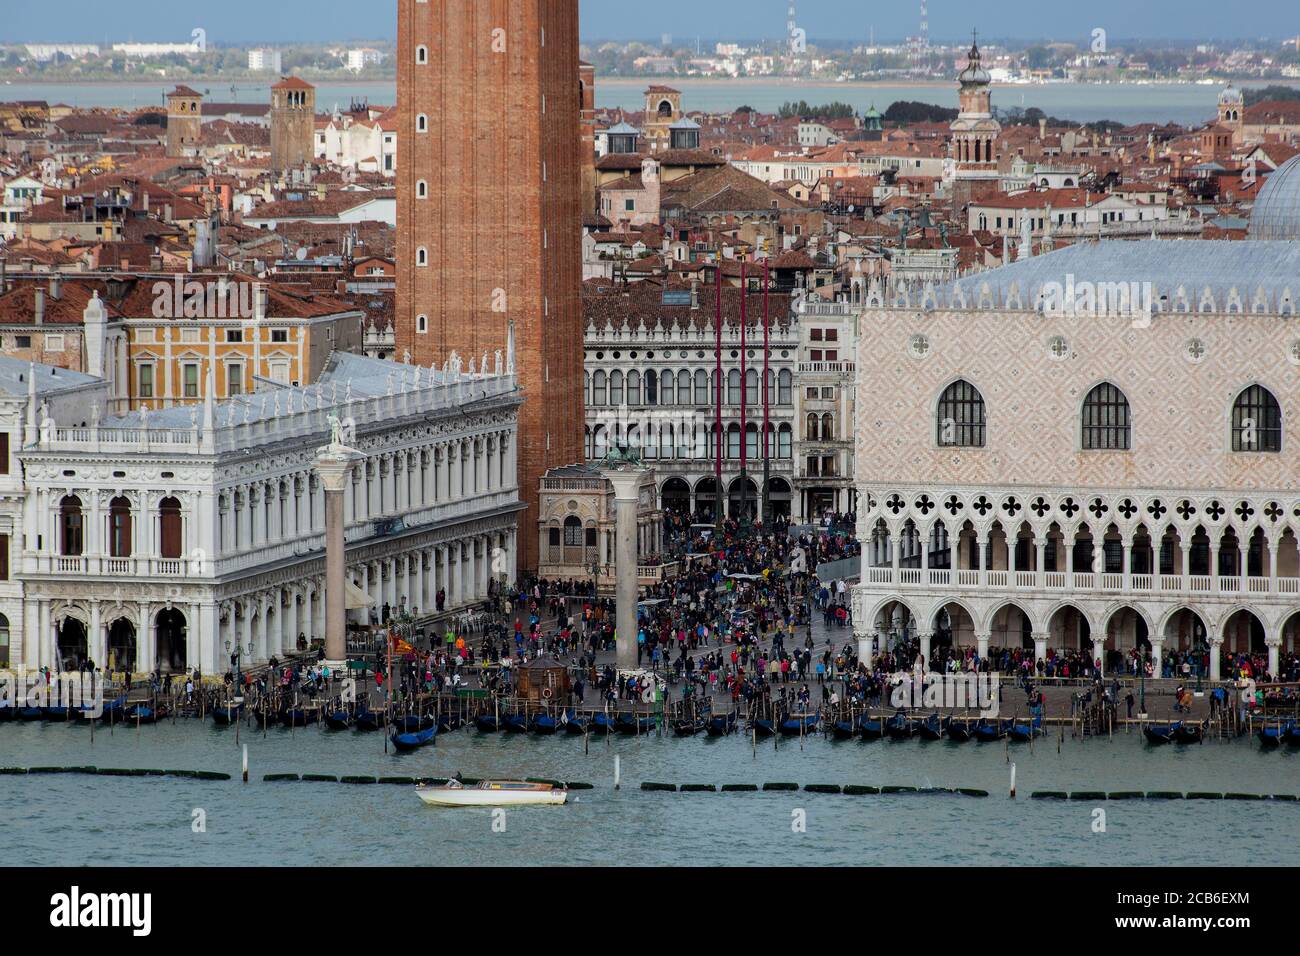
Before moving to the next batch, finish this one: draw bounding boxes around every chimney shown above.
[49,276,61,300]
[690,277,700,310]
[34,288,45,325]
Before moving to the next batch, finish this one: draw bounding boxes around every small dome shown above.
[1248,154,1300,240]
[958,42,991,86]
[1219,83,1244,106]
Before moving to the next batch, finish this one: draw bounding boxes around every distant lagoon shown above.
[3,77,1288,127]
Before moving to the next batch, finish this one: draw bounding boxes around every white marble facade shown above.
[13,352,522,676]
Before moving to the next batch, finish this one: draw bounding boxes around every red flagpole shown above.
[739,261,748,524]
[762,262,770,526]
[714,264,723,530]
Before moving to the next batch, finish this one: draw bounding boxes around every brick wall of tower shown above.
[166,96,202,158]
[271,85,316,173]
[580,61,597,218]
[396,0,584,572]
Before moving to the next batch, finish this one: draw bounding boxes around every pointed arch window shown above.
[936,380,986,448]
[1081,382,1131,450]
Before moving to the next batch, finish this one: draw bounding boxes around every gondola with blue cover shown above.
[1008,716,1043,742]
[533,712,561,735]
[779,712,819,736]
[504,713,532,733]
[474,714,501,733]
[125,703,160,724]
[354,708,385,731]
[1286,724,1300,746]
[279,707,315,728]
[17,705,43,721]
[616,714,656,735]
[324,709,352,731]
[917,714,946,740]
[673,716,706,736]
[831,716,858,740]
[751,716,778,738]
[0,702,13,722]
[707,711,737,736]
[946,717,978,741]
[1143,721,1180,745]
[393,714,434,732]
[43,704,70,720]
[592,712,618,734]
[857,716,884,740]
[974,718,1012,742]
[885,712,918,740]
[563,711,588,735]
[1175,720,1204,744]
[390,726,436,752]
[1257,721,1291,747]
[211,702,243,726]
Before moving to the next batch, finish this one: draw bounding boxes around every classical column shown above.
[603,465,646,672]
[918,632,932,672]
[1208,629,1223,681]
[1266,637,1281,678]
[315,434,362,667]
[1032,631,1048,665]
[89,600,103,669]
[976,632,990,667]
[1150,636,1164,677]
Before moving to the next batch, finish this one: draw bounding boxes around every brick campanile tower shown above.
[397,0,584,572]
[271,76,316,173]
[165,86,203,158]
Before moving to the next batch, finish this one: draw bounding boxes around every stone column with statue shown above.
[314,415,363,668]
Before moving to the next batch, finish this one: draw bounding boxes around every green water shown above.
[1,720,1295,866]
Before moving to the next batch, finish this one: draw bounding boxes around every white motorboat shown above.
[416,779,568,807]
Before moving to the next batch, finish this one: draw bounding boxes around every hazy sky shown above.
[3,0,1294,44]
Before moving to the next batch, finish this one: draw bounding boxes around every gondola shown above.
[17,705,43,721]
[751,717,778,738]
[885,713,917,740]
[615,714,655,735]
[779,712,819,736]
[474,714,501,733]
[503,713,532,734]
[96,698,128,723]
[43,705,70,720]
[279,707,316,728]
[591,712,618,734]
[324,710,352,731]
[946,717,978,742]
[563,712,588,735]
[390,726,436,752]
[1143,721,1180,745]
[830,717,858,740]
[917,714,946,741]
[1256,721,1291,747]
[437,714,465,733]
[533,713,561,735]
[354,709,385,731]
[1175,721,1204,744]
[0,704,13,722]
[974,718,1012,742]
[393,714,434,732]
[1286,724,1300,746]
[1008,716,1043,742]
[125,704,160,724]
[706,711,737,736]
[857,717,884,740]
[673,717,706,737]
[211,703,243,726]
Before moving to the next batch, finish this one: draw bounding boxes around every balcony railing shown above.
[861,566,1300,597]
